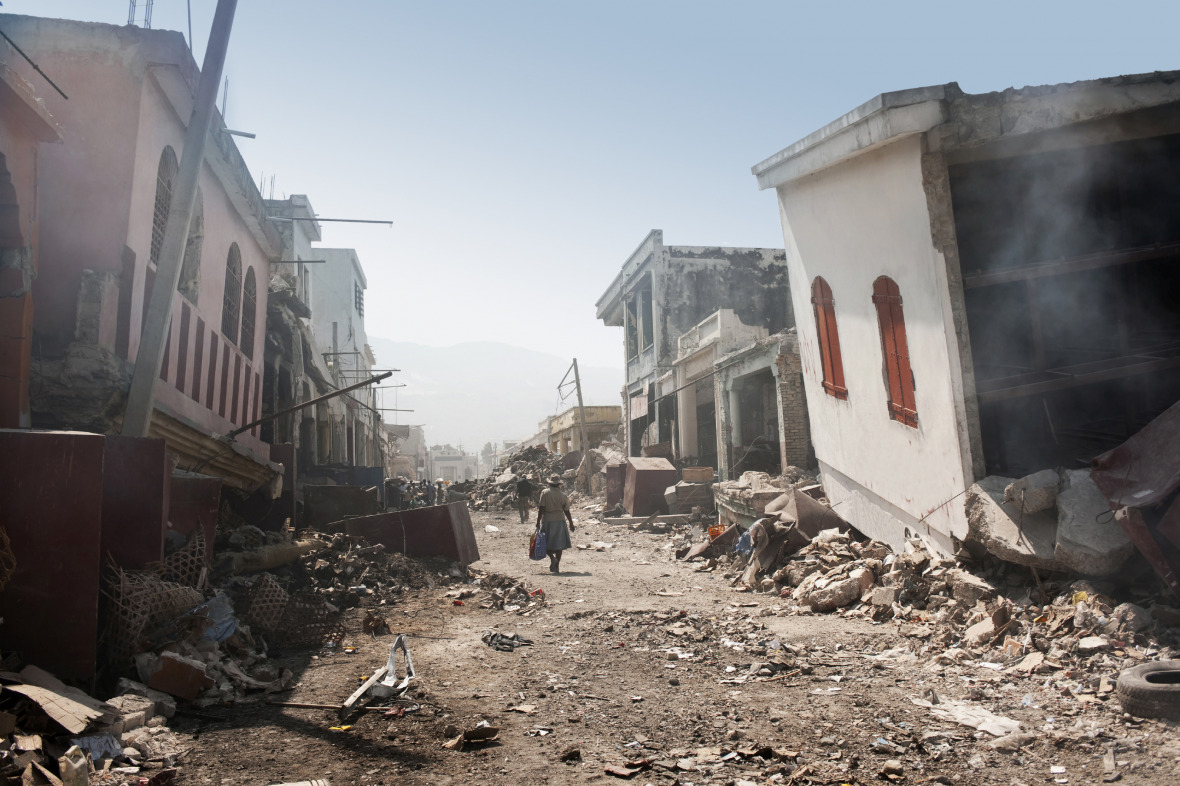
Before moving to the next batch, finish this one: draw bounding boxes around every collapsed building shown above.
[752,72,1180,563]
[595,230,812,479]
[546,404,622,456]
[384,423,427,481]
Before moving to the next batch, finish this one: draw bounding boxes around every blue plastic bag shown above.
[530,530,548,560]
[734,529,754,556]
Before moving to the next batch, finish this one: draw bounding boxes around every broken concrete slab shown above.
[147,653,214,701]
[1113,602,1153,633]
[1055,470,1133,577]
[1003,469,1059,514]
[777,487,851,540]
[604,514,691,527]
[870,586,901,606]
[113,680,176,719]
[964,618,995,644]
[105,695,156,733]
[946,568,995,606]
[802,567,874,612]
[966,476,1060,571]
[666,481,712,515]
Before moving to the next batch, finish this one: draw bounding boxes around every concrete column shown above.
[775,344,813,469]
[677,382,698,459]
[716,374,732,480]
[728,384,743,450]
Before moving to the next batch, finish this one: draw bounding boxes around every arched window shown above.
[811,277,847,400]
[177,188,203,303]
[150,147,179,266]
[872,276,917,427]
[222,243,242,344]
[240,267,257,360]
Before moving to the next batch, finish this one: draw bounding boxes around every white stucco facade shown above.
[774,135,972,552]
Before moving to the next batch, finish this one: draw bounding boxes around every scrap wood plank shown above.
[3,684,103,734]
[340,664,388,720]
[19,666,119,718]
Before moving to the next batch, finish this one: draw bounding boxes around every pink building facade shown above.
[0,33,62,428]
[1,14,280,488]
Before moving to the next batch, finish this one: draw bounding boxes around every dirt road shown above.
[174,508,1180,785]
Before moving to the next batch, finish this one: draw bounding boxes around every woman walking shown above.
[536,474,575,573]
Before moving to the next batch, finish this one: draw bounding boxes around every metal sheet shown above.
[169,472,222,561]
[343,502,479,565]
[0,430,105,679]
[629,393,648,420]
[623,457,678,517]
[1115,507,1180,597]
[101,436,168,570]
[605,463,625,508]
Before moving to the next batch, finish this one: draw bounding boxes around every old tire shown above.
[1116,660,1180,720]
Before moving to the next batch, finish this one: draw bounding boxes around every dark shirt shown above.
[517,479,535,498]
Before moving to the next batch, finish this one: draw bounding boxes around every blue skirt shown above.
[539,516,572,551]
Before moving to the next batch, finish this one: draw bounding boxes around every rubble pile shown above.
[578,440,626,497]
[290,532,439,607]
[467,569,546,614]
[683,482,1180,732]
[466,445,574,510]
[0,664,189,785]
[0,507,468,783]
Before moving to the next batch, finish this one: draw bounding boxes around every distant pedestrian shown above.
[516,474,536,524]
[385,477,403,511]
[536,474,574,573]
[436,479,446,505]
[424,479,436,506]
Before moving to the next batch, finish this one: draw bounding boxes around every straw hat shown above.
[547,474,562,486]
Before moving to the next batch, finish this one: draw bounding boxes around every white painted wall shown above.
[775,134,972,553]
[308,248,369,369]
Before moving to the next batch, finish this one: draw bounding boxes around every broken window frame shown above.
[625,298,639,361]
[872,276,918,428]
[221,243,242,344]
[240,266,257,360]
[639,285,654,351]
[811,276,848,400]
[149,147,179,267]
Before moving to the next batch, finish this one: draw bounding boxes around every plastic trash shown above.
[734,530,753,556]
[70,733,123,761]
[181,592,237,642]
[58,746,87,786]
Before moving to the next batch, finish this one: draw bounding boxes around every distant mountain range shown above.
[366,338,624,452]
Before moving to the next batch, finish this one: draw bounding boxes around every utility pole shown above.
[572,358,591,494]
[121,0,238,437]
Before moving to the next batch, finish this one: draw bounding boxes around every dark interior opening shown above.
[951,130,1180,476]
[1145,670,1180,685]
[731,369,780,477]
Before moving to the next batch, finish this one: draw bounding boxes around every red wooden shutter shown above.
[811,277,848,400]
[873,277,917,427]
[824,299,847,396]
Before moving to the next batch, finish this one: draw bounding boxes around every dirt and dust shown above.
[167,509,1180,785]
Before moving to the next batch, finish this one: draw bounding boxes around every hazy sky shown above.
[11,1,1180,373]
